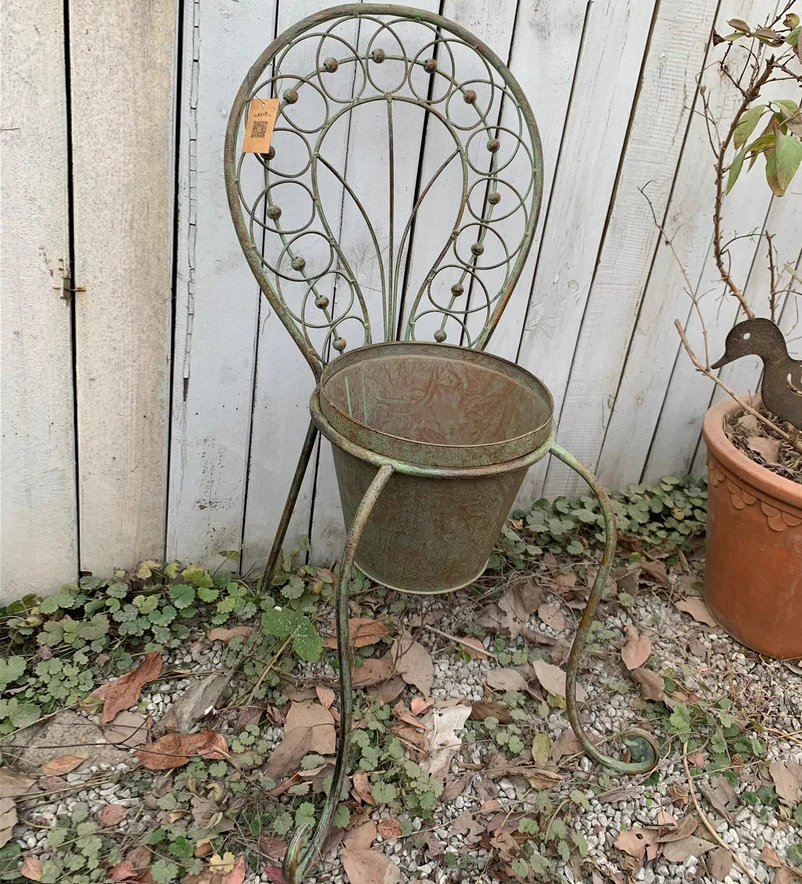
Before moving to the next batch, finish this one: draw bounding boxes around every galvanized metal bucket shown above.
[318,342,554,593]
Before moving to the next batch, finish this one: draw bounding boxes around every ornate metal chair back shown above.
[225,3,543,378]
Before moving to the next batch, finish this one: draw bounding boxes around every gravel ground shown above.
[7,562,802,884]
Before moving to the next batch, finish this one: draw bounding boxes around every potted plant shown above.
[663,9,802,658]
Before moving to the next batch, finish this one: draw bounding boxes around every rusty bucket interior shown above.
[318,343,554,593]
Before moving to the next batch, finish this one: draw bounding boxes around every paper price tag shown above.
[242,97,279,153]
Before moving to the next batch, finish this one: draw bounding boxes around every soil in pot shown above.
[725,406,802,485]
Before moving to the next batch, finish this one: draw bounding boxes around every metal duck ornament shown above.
[712,318,802,431]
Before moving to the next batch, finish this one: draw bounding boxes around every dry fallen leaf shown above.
[352,656,395,688]
[264,702,335,781]
[700,776,738,822]
[0,797,16,849]
[770,759,802,804]
[459,636,492,660]
[0,768,34,799]
[630,667,665,701]
[657,813,698,843]
[639,560,670,586]
[410,697,434,716]
[675,598,718,628]
[747,435,781,462]
[531,659,586,701]
[614,826,658,860]
[316,686,335,709]
[98,804,128,827]
[324,618,389,649]
[486,668,528,693]
[422,704,471,778]
[621,625,652,670]
[660,835,716,863]
[160,671,233,734]
[537,603,566,633]
[20,856,43,881]
[92,651,163,723]
[103,710,149,748]
[343,847,402,884]
[377,818,402,841]
[108,847,151,883]
[707,846,733,881]
[470,699,512,724]
[550,728,583,764]
[42,754,87,777]
[343,820,377,851]
[392,636,434,695]
[761,846,784,868]
[352,773,377,806]
[135,729,228,771]
[208,626,254,643]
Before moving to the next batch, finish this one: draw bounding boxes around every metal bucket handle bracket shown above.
[551,442,659,776]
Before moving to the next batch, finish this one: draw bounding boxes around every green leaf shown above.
[570,788,591,811]
[0,656,26,690]
[787,24,801,46]
[107,582,129,598]
[150,860,181,883]
[281,575,306,600]
[726,146,747,193]
[734,104,767,148]
[571,831,589,857]
[9,701,41,729]
[372,782,398,803]
[668,703,692,740]
[518,817,538,835]
[770,132,802,195]
[149,605,177,626]
[133,594,159,614]
[169,583,196,609]
[333,804,351,829]
[295,801,316,828]
[197,584,220,602]
[511,858,529,877]
[788,843,802,869]
[182,565,214,588]
[40,590,76,614]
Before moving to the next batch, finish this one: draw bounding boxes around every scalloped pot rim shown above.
[703,397,802,512]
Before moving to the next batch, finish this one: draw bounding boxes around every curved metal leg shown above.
[284,463,395,884]
[258,420,319,592]
[551,443,659,775]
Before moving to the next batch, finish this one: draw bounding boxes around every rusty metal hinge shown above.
[53,258,86,302]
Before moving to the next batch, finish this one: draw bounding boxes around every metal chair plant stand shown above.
[224,7,658,880]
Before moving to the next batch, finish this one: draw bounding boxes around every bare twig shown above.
[423,625,499,660]
[682,744,762,884]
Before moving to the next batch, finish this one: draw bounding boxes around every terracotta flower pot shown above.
[703,398,802,659]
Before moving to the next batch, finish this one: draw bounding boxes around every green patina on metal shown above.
[223,7,656,880]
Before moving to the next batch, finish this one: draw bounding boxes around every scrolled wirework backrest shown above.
[225,3,543,378]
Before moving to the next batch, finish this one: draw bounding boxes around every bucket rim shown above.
[318,341,554,468]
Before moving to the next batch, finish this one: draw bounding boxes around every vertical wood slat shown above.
[0,0,76,600]
[70,0,177,573]
[168,0,278,567]
[514,0,658,504]
[540,0,719,498]
[483,0,589,363]
[596,0,778,489]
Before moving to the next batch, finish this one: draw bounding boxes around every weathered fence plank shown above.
[70,0,177,572]
[1,0,76,600]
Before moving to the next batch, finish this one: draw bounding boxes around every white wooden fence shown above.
[2,0,800,600]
